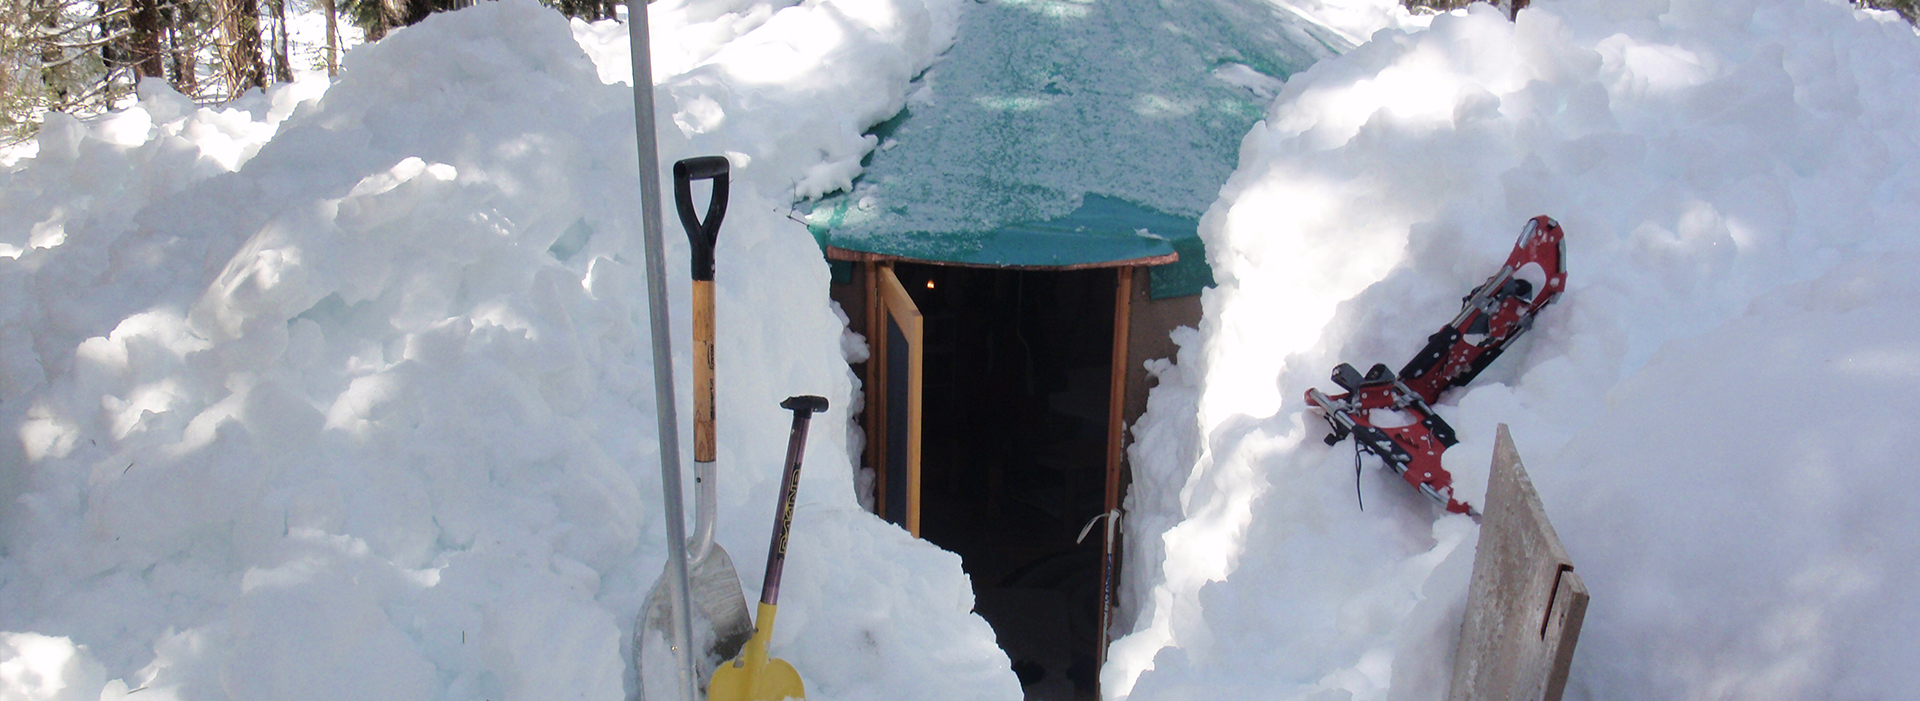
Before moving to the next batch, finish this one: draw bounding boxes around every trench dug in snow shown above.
[5,1,1920,701]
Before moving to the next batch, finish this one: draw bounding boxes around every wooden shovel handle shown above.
[693,279,716,463]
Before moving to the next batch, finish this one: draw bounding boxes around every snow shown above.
[0,1,1013,700]
[1264,0,1436,46]
[800,0,1348,241]
[283,0,368,84]
[0,0,363,169]
[1110,0,1920,699]
[5,0,1920,699]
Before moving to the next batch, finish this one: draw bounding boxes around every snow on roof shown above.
[802,0,1345,280]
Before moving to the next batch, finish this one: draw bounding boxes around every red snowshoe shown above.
[1305,216,1568,516]
[1399,216,1567,404]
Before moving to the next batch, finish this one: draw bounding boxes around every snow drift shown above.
[1110,0,1920,699]
[0,0,1021,700]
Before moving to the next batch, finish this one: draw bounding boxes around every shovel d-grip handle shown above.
[674,156,730,281]
[676,156,729,465]
[759,395,827,606]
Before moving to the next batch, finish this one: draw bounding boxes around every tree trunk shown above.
[363,0,392,42]
[222,0,267,96]
[324,0,338,76]
[381,0,406,38]
[95,1,117,75]
[271,0,292,83]
[35,0,65,101]
[130,0,167,79]
[166,1,199,96]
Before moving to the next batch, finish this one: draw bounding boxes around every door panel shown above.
[875,265,923,537]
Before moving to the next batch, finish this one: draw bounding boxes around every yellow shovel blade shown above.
[709,656,803,701]
[710,602,803,701]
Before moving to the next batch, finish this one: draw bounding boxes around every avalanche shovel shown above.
[709,395,827,701]
[635,157,753,699]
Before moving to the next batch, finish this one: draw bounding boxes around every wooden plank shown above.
[876,265,924,537]
[866,262,886,519]
[1097,266,1134,676]
[1543,568,1588,698]
[904,302,922,538]
[691,279,716,462]
[826,246,1178,271]
[1448,425,1589,701]
[1105,267,1132,513]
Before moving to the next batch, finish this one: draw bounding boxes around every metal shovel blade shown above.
[636,545,755,700]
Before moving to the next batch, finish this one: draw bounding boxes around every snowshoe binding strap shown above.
[1307,368,1471,515]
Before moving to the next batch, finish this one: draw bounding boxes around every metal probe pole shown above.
[624,3,699,701]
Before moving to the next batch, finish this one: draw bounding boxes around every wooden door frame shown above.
[854,262,1140,691]
[1098,265,1133,674]
[868,262,923,537]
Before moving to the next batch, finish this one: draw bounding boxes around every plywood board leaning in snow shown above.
[1448,425,1588,701]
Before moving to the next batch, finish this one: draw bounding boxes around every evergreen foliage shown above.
[0,0,625,145]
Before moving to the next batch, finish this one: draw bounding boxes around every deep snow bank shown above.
[1111,0,1920,698]
[0,1,1021,700]
[1266,0,1434,47]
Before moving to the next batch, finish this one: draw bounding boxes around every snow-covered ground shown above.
[4,0,1920,699]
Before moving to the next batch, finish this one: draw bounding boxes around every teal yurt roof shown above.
[805,0,1349,297]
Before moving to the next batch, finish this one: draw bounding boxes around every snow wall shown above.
[0,1,1028,700]
[8,0,1920,700]
[1109,0,1920,699]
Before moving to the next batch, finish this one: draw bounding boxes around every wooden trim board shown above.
[875,265,924,537]
[1448,425,1588,701]
[827,246,1177,271]
[1098,266,1134,675]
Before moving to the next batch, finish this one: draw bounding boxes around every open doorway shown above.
[894,263,1113,701]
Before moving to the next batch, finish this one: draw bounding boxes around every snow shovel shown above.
[635,156,754,699]
[709,395,827,701]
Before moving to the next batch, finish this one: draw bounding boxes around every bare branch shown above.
[26,8,139,40]
[38,47,107,69]
[48,29,136,50]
